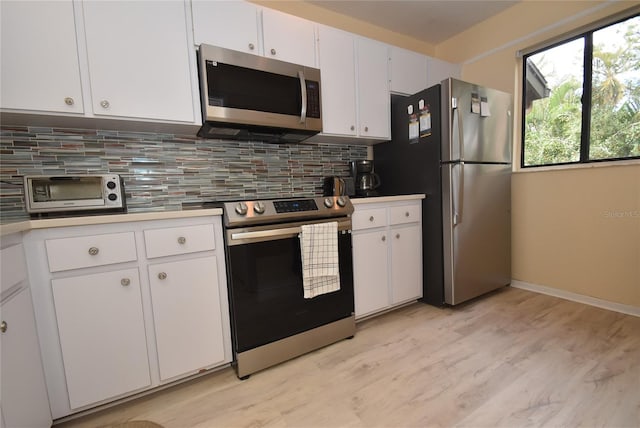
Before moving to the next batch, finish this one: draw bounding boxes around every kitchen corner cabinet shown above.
[426,56,462,87]
[389,46,428,95]
[23,216,232,419]
[1,0,199,126]
[314,27,390,143]
[1,239,52,428]
[192,1,317,68]
[352,199,423,319]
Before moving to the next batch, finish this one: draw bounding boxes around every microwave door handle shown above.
[298,70,307,124]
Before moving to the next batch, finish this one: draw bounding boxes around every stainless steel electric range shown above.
[218,196,355,379]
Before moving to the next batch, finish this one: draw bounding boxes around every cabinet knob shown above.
[64,97,74,106]
[248,43,255,50]
[158,272,167,280]
[350,125,355,131]
[177,236,186,245]
[0,321,6,333]
[121,278,130,287]
[364,126,369,132]
[396,233,400,239]
[369,216,374,222]
[405,211,410,217]
[270,48,276,55]
[88,247,99,256]
[100,100,110,109]
[381,235,386,242]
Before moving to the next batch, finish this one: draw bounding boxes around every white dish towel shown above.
[299,221,340,299]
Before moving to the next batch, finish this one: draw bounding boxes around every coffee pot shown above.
[350,160,381,197]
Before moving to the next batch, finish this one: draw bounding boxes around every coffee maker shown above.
[350,160,381,197]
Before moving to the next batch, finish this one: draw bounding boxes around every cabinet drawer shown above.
[45,232,137,273]
[389,204,421,225]
[1,244,27,294]
[144,224,215,259]
[352,208,387,230]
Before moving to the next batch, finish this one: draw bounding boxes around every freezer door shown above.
[442,163,511,305]
[442,78,513,163]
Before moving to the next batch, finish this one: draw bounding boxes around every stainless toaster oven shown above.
[24,175,125,215]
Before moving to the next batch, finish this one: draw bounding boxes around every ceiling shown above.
[307,0,520,45]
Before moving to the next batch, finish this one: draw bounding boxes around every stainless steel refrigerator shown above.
[374,78,512,306]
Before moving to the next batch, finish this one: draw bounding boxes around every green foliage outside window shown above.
[523,15,640,167]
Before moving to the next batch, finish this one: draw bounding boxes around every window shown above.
[522,14,640,167]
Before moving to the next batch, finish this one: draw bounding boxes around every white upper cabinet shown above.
[261,8,317,67]
[0,0,83,114]
[191,0,260,54]
[82,1,195,122]
[317,25,357,137]
[389,46,428,95]
[426,56,462,87]
[191,1,317,68]
[356,37,391,140]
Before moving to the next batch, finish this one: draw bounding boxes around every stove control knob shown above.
[253,201,266,214]
[235,202,248,216]
[336,196,347,207]
[323,198,334,208]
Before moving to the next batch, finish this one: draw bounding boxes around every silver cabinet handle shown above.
[364,126,369,132]
[405,211,410,217]
[248,43,255,50]
[381,235,386,242]
[350,125,355,131]
[158,272,167,280]
[369,216,374,222]
[121,278,130,286]
[396,233,400,239]
[270,48,276,55]
[177,236,186,245]
[100,100,110,109]
[0,321,6,333]
[64,97,74,106]
[88,247,99,256]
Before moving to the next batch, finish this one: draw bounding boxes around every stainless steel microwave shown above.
[24,175,125,215]
[197,44,322,143]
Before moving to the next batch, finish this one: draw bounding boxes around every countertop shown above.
[1,194,425,236]
[0,208,223,236]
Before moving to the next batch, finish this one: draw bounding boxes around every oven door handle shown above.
[231,226,302,241]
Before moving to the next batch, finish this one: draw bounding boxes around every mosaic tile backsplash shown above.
[0,126,368,219]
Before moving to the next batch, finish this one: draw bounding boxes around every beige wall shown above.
[438,0,640,307]
[259,0,640,307]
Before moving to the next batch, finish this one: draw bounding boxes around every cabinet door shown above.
[390,224,423,304]
[52,268,151,409]
[353,231,389,317]
[148,256,225,381]
[356,37,390,139]
[1,289,52,428]
[262,8,317,68]
[317,26,357,137]
[82,1,195,122]
[389,46,428,95]
[191,0,260,55]
[0,0,83,113]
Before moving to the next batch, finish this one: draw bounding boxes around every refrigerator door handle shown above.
[453,162,464,225]
[451,98,465,161]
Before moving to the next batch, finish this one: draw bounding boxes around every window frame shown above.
[520,13,640,169]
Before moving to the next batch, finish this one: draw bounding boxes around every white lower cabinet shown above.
[1,288,52,428]
[148,256,225,381]
[52,269,151,409]
[352,198,423,319]
[24,215,232,419]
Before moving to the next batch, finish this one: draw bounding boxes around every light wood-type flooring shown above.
[58,287,640,428]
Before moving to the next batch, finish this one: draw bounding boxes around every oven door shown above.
[225,218,353,353]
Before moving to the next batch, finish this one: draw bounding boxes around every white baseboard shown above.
[510,280,640,318]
